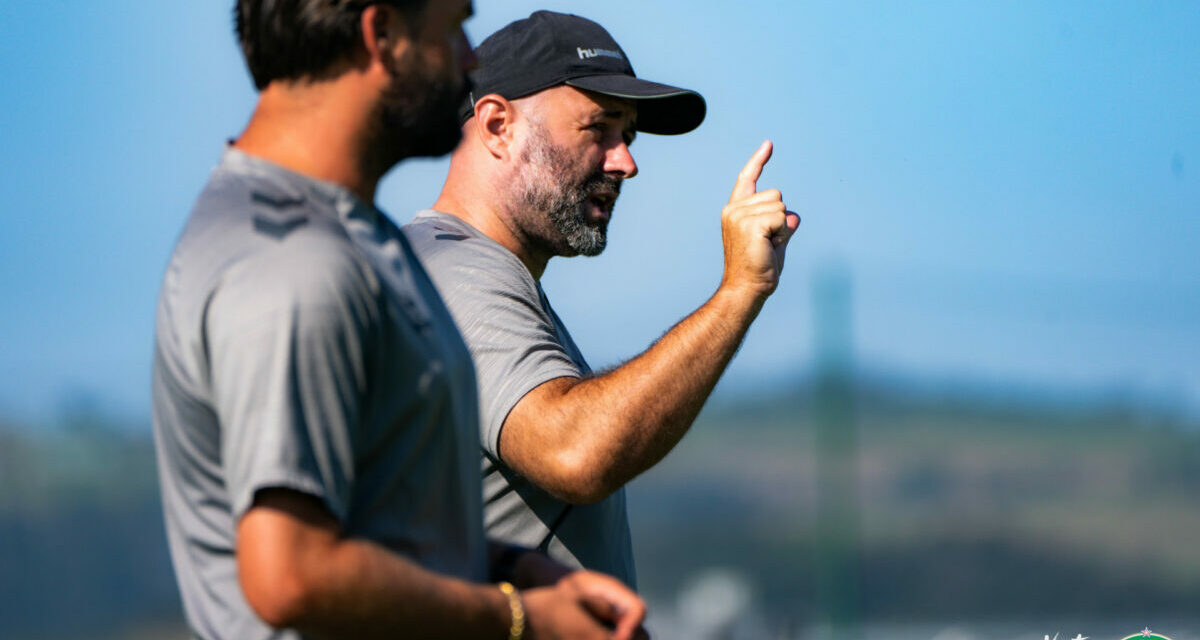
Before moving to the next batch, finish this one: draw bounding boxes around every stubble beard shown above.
[368,48,470,171]
[511,123,622,258]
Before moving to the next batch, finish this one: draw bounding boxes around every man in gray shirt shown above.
[405,11,800,587]
[153,2,646,639]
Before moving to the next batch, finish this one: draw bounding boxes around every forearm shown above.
[240,492,646,640]
[238,493,510,639]
[544,284,764,497]
[595,284,760,468]
[296,539,650,640]
[292,538,509,639]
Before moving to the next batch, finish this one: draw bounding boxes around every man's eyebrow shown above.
[616,110,639,141]
[589,108,637,143]
[592,108,636,128]
[579,107,636,142]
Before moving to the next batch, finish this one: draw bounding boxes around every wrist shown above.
[713,279,768,318]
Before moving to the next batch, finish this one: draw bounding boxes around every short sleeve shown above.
[411,231,581,458]
[206,234,379,523]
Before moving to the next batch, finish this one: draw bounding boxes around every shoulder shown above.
[404,211,513,264]
[182,172,380,324]
[404,211,534,299]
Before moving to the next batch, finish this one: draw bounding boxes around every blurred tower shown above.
[812,263,861,640]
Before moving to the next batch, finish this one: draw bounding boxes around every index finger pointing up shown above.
[730,140,774,202]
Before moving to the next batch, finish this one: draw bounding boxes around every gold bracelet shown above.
[498,581,525,640]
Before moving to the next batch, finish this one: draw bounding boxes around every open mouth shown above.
[588,192,617,216]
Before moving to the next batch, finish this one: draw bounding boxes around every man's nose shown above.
[605,142,638,179]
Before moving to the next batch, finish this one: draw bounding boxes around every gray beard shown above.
[547,195,607,257]
[515,126,621,257]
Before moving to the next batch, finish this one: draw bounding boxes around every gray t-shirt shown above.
[152,151,486,640]
[404,210,636,587]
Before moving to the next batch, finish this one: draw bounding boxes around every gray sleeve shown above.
[205,236,377,523]
[425,246,581,459]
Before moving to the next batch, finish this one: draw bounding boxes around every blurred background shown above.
[1,1,1198,638]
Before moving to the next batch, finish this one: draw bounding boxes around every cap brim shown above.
[565,74,706,136]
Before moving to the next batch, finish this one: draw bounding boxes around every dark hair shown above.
[235,0,426,90]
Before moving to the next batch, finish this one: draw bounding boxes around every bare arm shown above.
[237,489,646,639]
[501,141,801,503]
[237,489,511,638]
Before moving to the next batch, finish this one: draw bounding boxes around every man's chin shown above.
[569,229,607,257]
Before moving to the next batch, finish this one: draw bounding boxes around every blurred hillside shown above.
[631,381,1200,639]
[3,379,1200,639]
[0,411,183,640]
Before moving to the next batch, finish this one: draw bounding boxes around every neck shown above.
[433,173,552,280]
[233,78,384,204]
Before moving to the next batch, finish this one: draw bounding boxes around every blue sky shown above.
[1,1,1197,426]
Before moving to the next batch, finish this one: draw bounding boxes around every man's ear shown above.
[473,94,516,160]
[359,4,412,75]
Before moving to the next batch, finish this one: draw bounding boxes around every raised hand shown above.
[720,140,800,299]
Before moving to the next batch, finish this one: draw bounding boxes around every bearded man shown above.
[404,10,800,588]
[152,2,648,639]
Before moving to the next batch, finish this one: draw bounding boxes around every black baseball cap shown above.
[459,10,706,135]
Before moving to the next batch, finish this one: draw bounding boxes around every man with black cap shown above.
[404,10,800,588]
